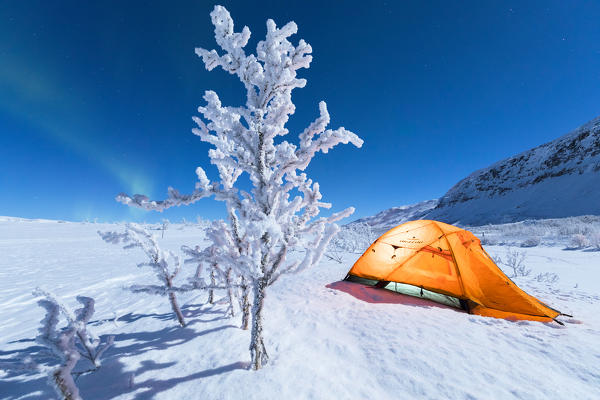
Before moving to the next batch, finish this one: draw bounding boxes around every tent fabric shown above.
[347,220,562,323]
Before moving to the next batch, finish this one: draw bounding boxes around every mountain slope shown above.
[350,199,438,234]
[355,116,600,229]
[426,115,600,225]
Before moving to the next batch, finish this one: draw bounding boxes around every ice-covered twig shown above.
[99,224,186,327]
[182,243,243,319]
[496,248,531,278]
[33,289,114,400]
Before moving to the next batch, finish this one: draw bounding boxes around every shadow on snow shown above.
[326,280,463,312]
[0,303,248,399]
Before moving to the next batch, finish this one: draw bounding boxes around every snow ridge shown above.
[359,116,600,229]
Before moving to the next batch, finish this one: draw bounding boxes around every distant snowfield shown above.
[1,219,599,399]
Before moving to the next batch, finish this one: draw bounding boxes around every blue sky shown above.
[1,1,599,222]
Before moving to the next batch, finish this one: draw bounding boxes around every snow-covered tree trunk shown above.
[115,5,363,369]
[250,278,268,370]
[208,268,216,304]
[240,276,250,330]
[161,219,169,238]
[181,244,244,320]
[53,362,80,400]
[225,268,235,317]
[166,277,186,327]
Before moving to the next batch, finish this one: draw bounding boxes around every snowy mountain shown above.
[426,115,600,225]
[349,199,438,234]
[357,116,600,229]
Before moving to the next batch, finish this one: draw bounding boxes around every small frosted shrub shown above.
[520,237,541,248]
[570,234,589,249]
[33,289,114,400]
[590,232,600,250]
[99,224,187,326]
[533,272,559,284]
[480,234,498,246]
[326,222,375,262]
[497,248,531,278]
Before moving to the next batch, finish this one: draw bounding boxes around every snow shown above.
[356,212,600,250]
[1,218,600,399]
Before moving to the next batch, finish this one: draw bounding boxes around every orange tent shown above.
[346,220,566,323]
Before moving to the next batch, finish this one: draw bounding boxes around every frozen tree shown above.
[33,289,114,400]
[98,224,186,327]
[570,233,589,249]
[324,237,344,263]
[116,5,362,369]
[591,232,600,250]
[520,236,541,248]
[496,248,531,278]
[533,272,559,284]
[181,241,245,321]
[327,222,375,261]
[354,222,376,246]
[161,219,169,238]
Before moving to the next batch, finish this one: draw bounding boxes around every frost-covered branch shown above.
[182,241,247,322]
[33,289,114,400]
[98,224,186,327]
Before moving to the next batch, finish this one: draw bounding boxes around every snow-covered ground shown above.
[1,218,599,399]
